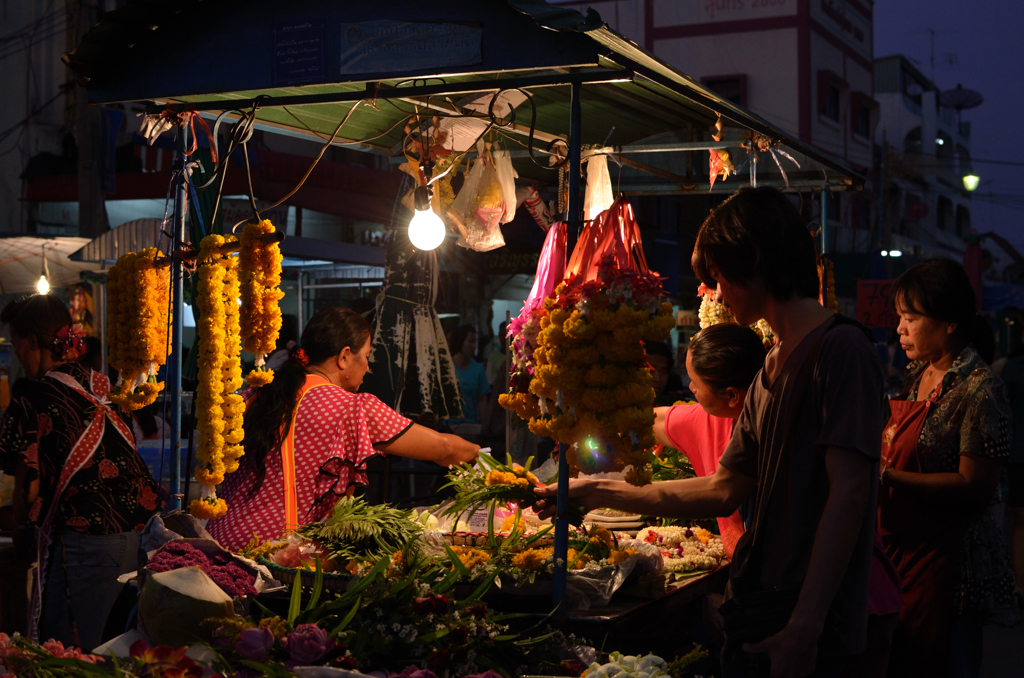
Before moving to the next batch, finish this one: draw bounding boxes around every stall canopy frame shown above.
[66,0,863,614]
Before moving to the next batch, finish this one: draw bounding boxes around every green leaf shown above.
[287,569,303,624]
[444,543,471,578]
[463,567,499,601]
[305,557,324,612]
[417,627,451,643]
[330,595,362,636]
[475,654,512,677]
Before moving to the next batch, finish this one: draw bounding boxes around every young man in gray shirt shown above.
[534,186,883,677]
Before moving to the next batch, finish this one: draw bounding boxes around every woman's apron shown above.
[30,370,134,642]
[877,383,967,676]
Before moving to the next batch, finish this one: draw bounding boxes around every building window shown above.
[701,75,747,107]
[956,205,971,238]
[818,71,846,123]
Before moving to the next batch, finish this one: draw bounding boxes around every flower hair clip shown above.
[293,348,309,367]
[55,324,86,362]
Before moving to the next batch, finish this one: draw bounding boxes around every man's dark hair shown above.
[644,340,674,370]
[691,186,820,300]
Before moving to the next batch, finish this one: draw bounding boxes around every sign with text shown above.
[274,23,325,86]
[339,20,482,76]
[856,280,899,328]
[654,0,795,26]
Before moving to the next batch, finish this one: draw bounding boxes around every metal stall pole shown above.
[166,121,189,511]
[553,80,583,616]
[820,188,828,256]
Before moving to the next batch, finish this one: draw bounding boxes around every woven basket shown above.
[256,556,352,591]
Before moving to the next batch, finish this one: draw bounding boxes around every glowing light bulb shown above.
[408,207,445,251]
[962,174,980,192]
[36,275,50,294]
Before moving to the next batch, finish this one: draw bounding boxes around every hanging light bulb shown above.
[408,185,445,251]
[36,244,51,294]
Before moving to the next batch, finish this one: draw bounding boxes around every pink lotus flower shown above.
[235,626,275,662]
[285,624,333,664]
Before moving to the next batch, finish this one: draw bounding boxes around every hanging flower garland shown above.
[696,283,776,349]
[105,248,171,410]
[189,234,244,521]
[501,257,675,485]
[239,220,284,387]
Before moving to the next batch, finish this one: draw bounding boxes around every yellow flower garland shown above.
[105,248,170,410]
[501,271,674,484]
[188,234,243,521]
[239,220,284,388]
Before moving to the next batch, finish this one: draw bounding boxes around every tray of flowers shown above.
[636,526,726,582]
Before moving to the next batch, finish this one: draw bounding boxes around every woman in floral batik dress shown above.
[0,294,163,651]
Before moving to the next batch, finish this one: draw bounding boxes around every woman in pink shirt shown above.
[653,323,766,557]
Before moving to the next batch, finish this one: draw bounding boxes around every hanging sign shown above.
[856,279,900,328]
[274,23,325,86]
[339,20,482,76]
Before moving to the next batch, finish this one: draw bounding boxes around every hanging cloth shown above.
[30,370,134,642]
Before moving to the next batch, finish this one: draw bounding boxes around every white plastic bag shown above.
[493,148,519,224]
[584,152,614,221]
[446,140,507,252]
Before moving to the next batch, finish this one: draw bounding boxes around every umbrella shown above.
[0,237,100,295]
[362,183,463,420]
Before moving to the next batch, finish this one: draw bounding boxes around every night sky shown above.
[874,0,1024,254]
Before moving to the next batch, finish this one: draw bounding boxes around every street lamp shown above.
[963,174,981,192]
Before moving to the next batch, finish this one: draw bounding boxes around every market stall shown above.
[26,1,866,674]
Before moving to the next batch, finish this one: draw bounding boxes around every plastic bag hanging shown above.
[446,140,507,252]
[584,152,614,221]
[493,148,519,224]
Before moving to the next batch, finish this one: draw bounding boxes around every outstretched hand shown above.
[530,478,603,521]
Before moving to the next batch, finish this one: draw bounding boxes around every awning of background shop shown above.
[70,218,386,266]
[0,236,100,294]
[62,0,862,195]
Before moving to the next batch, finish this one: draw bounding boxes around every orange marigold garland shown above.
[188,234,243,521]
[239,220,284,388]
[105,248,171,410]
[500,257,674,484]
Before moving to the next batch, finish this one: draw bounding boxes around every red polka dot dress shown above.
[207,385,411,550]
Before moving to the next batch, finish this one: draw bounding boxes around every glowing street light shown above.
[962,174,981,192]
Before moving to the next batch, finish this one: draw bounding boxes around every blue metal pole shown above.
[553,80,583,616]
[166,121,189,511]
[820,188,828,256]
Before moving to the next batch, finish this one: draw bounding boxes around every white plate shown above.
[585,520,645,530]
[584,511,642,523]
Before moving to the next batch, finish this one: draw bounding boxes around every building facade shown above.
[556,0,879,253]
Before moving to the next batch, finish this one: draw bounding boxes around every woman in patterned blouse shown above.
[878,259,1018,677]
[207,307,479,551]
[0,294,163,650]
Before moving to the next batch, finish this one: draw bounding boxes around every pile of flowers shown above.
[148,540,257,598]
[506,524,638,584]
[0,633,101,676]
[501,257,674,484]
[582,651,670,678]
[190,234,245,520]
[239,219,284,388]
[638,526,725,577]
[105,247,171,410]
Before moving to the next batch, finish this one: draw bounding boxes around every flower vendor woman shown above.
[0,294,164,650]
[207,307,480,550]
[653,322,767,558]
[878,259,1018,677]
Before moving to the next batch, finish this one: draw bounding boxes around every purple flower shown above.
[236,626,275,662]
[397,667,439,678]
[285,624,334,664]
